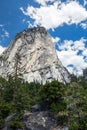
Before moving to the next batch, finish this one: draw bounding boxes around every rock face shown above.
[3,111,68,130]
[23,111,68,130]
[0,27,70,83]
[24,111,57,130]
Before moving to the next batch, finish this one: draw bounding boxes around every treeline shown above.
[0,74,87,130]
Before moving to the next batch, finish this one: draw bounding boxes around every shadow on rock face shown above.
[31,101,50,112]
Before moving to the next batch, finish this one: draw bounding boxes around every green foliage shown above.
[0,102,11,119]
[0,76,7,86]
[78,76,87,88]
[0,119,5,128]
[69,122,78,130]
[57,114,68,126]
[9,114,24,130]
[51,100,67,114]
[24,82,41,104]
[67,82,87,129]
[40,80,66,103]
[10,120,24,130]
[78,116,87,130]
[0,71,87,129]
[40,80,67,125]
[70,74,78,82]
[13,86,31,112]
[2,86,14,102]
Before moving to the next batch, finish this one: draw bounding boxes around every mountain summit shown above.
[0,27,70,83]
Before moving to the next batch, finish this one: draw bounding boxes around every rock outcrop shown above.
[2,111,68,130]
[0,27,70,83]
[23,111,68,130]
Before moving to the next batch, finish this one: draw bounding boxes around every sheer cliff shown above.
[0,27,70,83]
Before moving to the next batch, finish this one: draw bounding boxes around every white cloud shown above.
[82,49,87,55]
[55,38,87,75]
[83,0,87,6]
[0,26,10,44]
[20,1,87,29]
[80,22,87,29]
[35,0,56,5]
[0,25,9,38]
[4,30,9,38]
[59,38,86,51]
[27,21,36,28]
[52,37,60,43]
[0,45,6,55]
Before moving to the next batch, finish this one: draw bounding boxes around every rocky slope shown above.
[0,27,70,84]
[3,111,68,130]
[23,111,68,130]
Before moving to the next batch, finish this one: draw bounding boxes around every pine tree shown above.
[13,52,22,101]
[67,82,87,129]
[40,80,68,125]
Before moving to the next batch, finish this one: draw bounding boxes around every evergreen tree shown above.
[40,80,68,125]
[13,86,31,112]
[67,82,87,129]
[13,52,22,101]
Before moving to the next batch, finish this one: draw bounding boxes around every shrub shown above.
[10,120,24,130]
[0,102,11,118]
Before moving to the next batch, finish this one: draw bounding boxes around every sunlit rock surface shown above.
[0,27,70,83]
[23,111,68,130]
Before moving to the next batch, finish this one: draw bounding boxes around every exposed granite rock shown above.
[23,111,68,130]
[0,27,70,84]
[2,112,68,130]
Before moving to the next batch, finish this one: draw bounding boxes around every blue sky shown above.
[0,0,87,75]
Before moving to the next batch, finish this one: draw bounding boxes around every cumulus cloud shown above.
[83,0,87,6]
[56,38,87,75]
[35,0,56,5]
[0,45,6,55]
[52,37,60,43]
[80,22,87,29]
[20,1,87,29]
[82,49,87,55]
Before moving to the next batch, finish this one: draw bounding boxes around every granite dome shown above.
[0,27,70,84]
